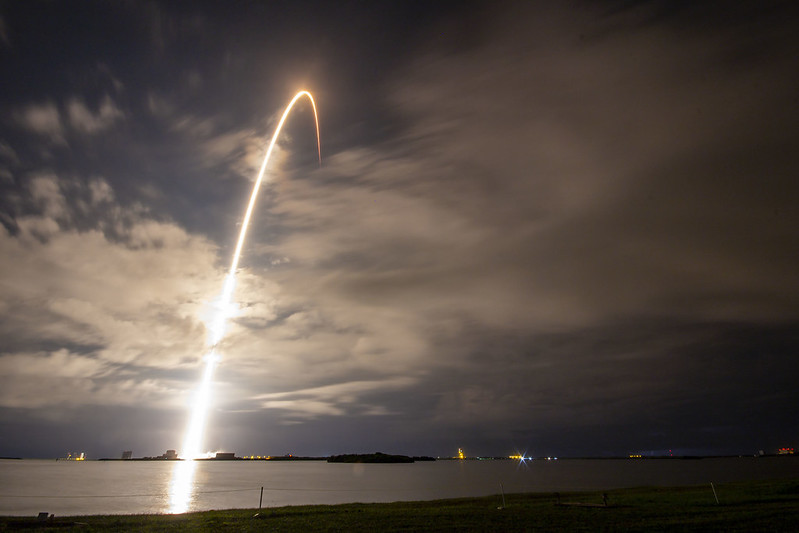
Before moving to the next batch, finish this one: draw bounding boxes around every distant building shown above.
[121,451,133,460]
[214,452,236,460]
[778,447,795,455]
[457,448,465,460]
[153,449,178,460]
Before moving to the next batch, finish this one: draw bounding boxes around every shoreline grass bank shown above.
[2,478,797,531]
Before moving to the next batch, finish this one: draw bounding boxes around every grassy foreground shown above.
[2,478,798,532]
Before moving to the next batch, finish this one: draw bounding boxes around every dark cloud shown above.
[0,1,796,458]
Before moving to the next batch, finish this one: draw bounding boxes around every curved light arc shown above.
[178,90,321,469]
[207,90,321,348]
[228,90,321,286]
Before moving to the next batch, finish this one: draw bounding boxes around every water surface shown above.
[1,457,797,516]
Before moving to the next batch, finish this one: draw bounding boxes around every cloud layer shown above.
[0,1,797,458]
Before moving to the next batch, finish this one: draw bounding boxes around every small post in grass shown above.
[710,482,719,504]
[253,486,264,518]
[498,482,506,510]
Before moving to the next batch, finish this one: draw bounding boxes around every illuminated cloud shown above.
[0,350,181,410]
[67,95,125,134]
[14,102,65,143]
[253,377,416,416]
[0,177,224,414]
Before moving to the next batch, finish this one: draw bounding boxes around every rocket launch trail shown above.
[170,91,320,513]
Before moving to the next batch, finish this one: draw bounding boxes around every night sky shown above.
[1,1,797,459]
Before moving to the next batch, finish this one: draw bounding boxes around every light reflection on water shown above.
[167,460,196,514]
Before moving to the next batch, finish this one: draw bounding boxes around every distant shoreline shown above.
[5,453,797,462]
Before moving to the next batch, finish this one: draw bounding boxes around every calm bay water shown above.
[1,457,797,516]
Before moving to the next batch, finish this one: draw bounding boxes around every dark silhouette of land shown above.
[327,452,435,463]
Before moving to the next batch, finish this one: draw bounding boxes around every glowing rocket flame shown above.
[169,91,320,513]
[179,348,220,461]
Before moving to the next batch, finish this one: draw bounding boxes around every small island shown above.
[327,452,434,463]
